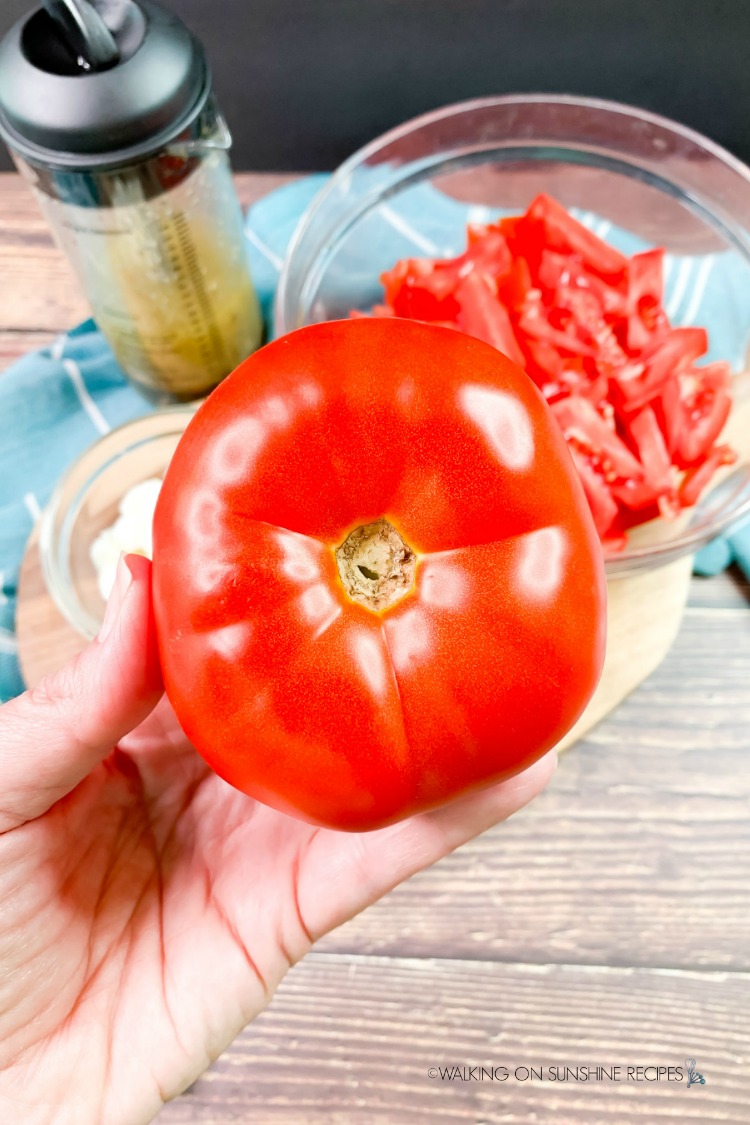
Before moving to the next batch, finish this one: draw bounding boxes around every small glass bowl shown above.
[40,408,196,639]
[276,94,750,577]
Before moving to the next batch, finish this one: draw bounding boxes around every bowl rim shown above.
[602,466,750,576]
[275,92,750,573]
[40,406,198,639]
[276,92,750,333]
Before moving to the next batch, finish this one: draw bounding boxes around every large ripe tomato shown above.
[152,319,606,831]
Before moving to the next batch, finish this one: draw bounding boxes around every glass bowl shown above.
[40,408,197,639]
[275,94,750,578]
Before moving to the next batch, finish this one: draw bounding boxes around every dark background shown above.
[0,0,748,171]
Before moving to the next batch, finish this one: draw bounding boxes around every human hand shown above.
[0,555,556,1125]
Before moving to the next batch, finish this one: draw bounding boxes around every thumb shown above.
[0,554,163,832]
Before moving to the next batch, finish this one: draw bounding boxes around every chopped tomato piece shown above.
[674,362,733,467]
[679,444,737,507]
[518,300,597,357]
[380,259,460,321]
[628,405,673,491]
[524,193,628,281]
[455,272,524,365]
[497,256,533,309]
[363,194,735,551]
[625,249,667,351]
[609,478,660,512]
[451,228,513,280]
[552,395,644,481]
[539,250,627,318]
[615,327,708,411]
[494,215,523,250]
[567,446,620,537]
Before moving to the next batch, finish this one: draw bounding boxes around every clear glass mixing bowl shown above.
[40,408,196,638]
[276,94,750,577]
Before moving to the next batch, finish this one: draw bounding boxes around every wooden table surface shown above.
[2,172,749,1123]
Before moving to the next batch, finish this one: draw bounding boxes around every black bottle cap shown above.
[0,0,210,169]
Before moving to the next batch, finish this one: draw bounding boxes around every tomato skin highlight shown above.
[152,319,606,832]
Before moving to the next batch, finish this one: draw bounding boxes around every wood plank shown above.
[0,330,56,372]
[234,172,299,208]
[155,953,750,1123]
[0,175,90,329]
[688,566,750,610]
[313,608,750,971]
[0,239,90,333]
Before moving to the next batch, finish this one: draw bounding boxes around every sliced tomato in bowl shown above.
[360,193,736,551]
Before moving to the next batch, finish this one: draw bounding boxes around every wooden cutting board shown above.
[15,523,695,753]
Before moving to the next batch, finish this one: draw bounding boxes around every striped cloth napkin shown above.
[1,174,748,701]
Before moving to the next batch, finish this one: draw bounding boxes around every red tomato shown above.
[152,319,606,831]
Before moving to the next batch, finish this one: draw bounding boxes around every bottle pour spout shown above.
[41,0,135,71]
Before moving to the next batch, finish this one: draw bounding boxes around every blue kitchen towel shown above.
[0,173,748,700]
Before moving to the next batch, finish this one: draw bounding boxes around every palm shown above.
[0,698,333,1121]
[0,697,553,1125]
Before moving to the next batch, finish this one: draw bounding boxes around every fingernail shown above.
[98,555,133,643]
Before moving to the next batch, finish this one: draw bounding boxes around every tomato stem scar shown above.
[335,518,416,611]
